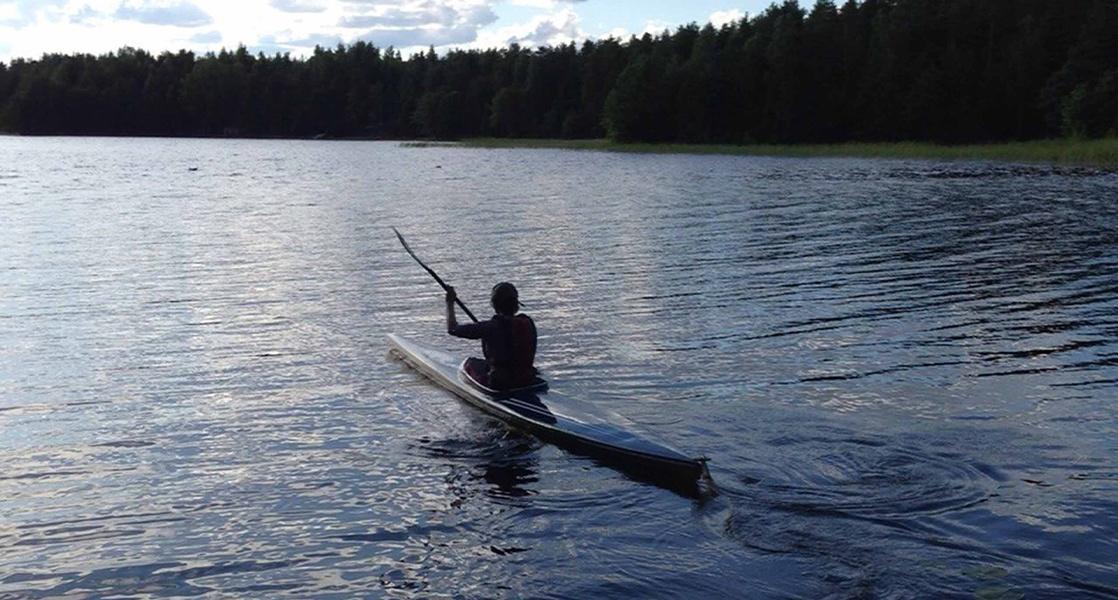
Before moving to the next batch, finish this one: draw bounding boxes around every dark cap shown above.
[490,282,518,315]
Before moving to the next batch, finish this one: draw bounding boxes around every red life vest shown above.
[507,314,537,385]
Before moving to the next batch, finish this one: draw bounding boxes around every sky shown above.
[0,0,776,62]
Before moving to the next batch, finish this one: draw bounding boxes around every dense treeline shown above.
[1,0,1116,143]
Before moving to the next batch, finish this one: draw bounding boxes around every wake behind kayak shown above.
[388,334,709,490]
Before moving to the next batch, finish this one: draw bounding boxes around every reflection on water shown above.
[0,137,1116,598]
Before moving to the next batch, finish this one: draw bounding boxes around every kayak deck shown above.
[387,334,707,485]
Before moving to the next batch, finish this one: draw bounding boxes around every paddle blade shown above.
[392,226,414,256]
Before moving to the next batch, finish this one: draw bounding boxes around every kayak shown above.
[387,334,709,486]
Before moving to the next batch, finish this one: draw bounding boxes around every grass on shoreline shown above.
[446,137,1118,168]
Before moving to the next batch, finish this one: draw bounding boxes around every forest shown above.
[0,0,1115,144]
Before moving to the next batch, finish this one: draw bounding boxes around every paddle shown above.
[392,227,479,323]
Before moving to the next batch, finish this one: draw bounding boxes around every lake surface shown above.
[1,137,1116,599]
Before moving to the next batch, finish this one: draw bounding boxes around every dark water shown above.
[1,137,1116,599]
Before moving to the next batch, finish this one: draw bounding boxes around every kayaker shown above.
[445,282,537,390]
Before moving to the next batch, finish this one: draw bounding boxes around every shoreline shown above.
[6,133,1116,168]
[452,138,1118,168]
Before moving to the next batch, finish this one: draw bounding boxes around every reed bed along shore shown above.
[429,138,1118,168]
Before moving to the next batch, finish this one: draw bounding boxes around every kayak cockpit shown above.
[458,357,549,396]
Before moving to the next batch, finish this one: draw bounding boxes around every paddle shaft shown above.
[393,227,479,323]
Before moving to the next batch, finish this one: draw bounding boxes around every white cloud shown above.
[603,26,627,40]
[0,18,206,58]
[709,9,743,27]
[357,23,477,49]
[269,0,326,12]
[337,0,495,30]
[0,2,20,23]
[115,1,212,27]
[270,31,341,48]
[640,19,671,36]
[507,0,584,7]
[472,7,581,49]
[328,0,495,51]
[2,0,69,27]
[270,0,325,13]
[189,28,220,42]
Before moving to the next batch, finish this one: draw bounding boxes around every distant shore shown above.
[441,138,1118,168]
[7,133,1115,168]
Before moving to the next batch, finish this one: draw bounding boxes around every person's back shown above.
[445,282,537,389]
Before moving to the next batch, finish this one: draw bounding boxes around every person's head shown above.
[490,282,519,316]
